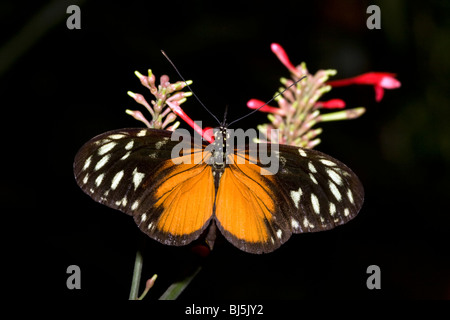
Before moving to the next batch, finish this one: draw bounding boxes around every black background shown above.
[2,0,449,300]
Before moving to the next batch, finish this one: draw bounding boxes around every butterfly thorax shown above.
[209,126,230,188]
[210,126,230,169]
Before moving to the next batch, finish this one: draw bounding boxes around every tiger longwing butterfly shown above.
[73,123,364,254]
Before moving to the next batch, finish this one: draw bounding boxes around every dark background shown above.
[2,0,449,300]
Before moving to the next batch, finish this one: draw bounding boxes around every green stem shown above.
[158,266,202,300]
[128,249,144,300]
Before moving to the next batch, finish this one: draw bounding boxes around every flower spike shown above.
[248,44,400,148]
[125,70,216,142]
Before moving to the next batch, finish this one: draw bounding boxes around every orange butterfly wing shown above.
[74,128,216,247]
[140,158,215,245]
[214,151,292,254]
[213,143,364,254]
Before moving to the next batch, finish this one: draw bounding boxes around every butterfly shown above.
[73,124,364,254]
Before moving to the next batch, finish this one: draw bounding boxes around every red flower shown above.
[202,127,215,143]
[247,99,286,115]
[315,99,346,109]
[166,101,214,143]
[327,72,401,102]
[271,43,298,75]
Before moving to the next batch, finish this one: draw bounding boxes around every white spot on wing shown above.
[311,193,320,214]
[95,173,105,187]
[95,154,111,171]
[137,130,146,137]
[108,134,126,139]
[132,168,145,190]
[329,181,342,201]
[344,208,350,217]
[276,229,282,239]
[111,170,124,190]
[308,162,317,173]
[83,155,92,171]
[121,151,131,160]
[141,213,147,222]
[155,139,168,150]
[347,189,354,204]
[290,187,303,208]
[132,200,139,210]
[98,141,117,156]
[280,156,287,168]
[291,218,299,229]
[125,140,134,150]
[309,173,318,184]
[298,149,307,157]
[303,217,314,229]
[116,196,127,207]
[329,202,336,216]
[320,159,336,166]
[82,174,89,184]
[327,169,343,185]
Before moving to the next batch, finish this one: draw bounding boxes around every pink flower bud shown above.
[160,75,170,87]
[125,109,152,128]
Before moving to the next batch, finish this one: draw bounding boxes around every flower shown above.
[271,43,298,75]
[327,72,401,102]
[129,45,400,149]
[166,100,214,143]
[135,274,158,300]
[315,98,346,109]
[248,43,368,148]
[247,43,401,148]
[247,99,286,115]
[126,69,214,143]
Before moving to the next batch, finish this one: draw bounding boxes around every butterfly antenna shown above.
[222,105,228,127]
[227,75,307,127]
[161,50,221,125]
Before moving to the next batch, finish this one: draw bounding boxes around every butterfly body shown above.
[74,127,364,254]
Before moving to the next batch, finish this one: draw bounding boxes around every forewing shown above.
[73,128,214,246]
